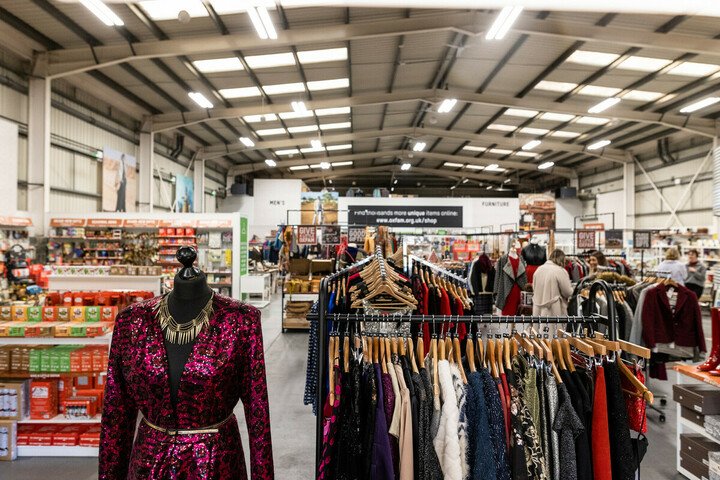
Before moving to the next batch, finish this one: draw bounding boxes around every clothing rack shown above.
[408,254,467,284]
[313,266,618,471]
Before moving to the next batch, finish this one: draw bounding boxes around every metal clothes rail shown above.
[408,254,467,284]
[313,272,617,471]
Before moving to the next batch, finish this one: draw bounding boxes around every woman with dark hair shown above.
[587,250,607,275]
[532,249,573,316]
[685,248,706,298]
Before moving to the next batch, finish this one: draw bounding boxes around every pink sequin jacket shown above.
[99,294,274,479]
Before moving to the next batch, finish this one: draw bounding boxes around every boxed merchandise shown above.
[79,425,101,447]
[0,420,17,461]
[680,433,720,465]
[52,425,88,446]
[54,322,113,338]
[30,379,58,420]
[0,380,30,420]
[0,346,10,372]
[674,384,720,415]
[0,307,10,322]
[58,375,74,414]
[28,425,56,446]
[11,306,27,322]
[16,424,35,446]
[64,396,98,419]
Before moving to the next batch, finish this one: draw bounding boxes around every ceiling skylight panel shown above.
[463,146,487,152]
[243,113,278,123]
[577,85,622,97]
[539,112,575,122]
[307,78,350,91]
[549,131,580,138]
[245,52,296,69]
[504,108,539,118]
[287,125,319,133]
[297,48,348,64]
[535,81,578,93]
[210,0,267,14]
[515,151,539,157]
[256,128,287,136]
[275,148,300,155]
[262,82,305,95]
[466,165,485,170]
[617,56,673,72]
[138,0,207,20]
[316,107,351,116]
[622,90,664,102]
[220,87,261,98]
[566,50,620,67]
[279,111,314,120]
[488,148,513,155]
[519,127,550,135]
[320,122,352,130]
[486,124,517,132]
[326,144,352,151]
[192,57,243,73]
[575,116,609,125]
[667,62,720,77]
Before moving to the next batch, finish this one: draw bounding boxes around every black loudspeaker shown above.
[230,183,248,195]
[555,187,577,198]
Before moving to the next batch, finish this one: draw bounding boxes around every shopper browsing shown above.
[532,249,574,316]
[657,247,687,285]
[587,250,607,275]
[685,248,707,298]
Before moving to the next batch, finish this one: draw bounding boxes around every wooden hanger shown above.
[467,335,477,373]
[496,339,505,375]
[384,337,392,366]
[590,332,620,352]
[343,334,350,373]
[379,336,388,374]
[453,335,468,384]
[329,334,337,405]
[504,336,512,370]
[476,333,485,368]
[408,337,419,374]
[372,336,380,364]
[551,338,567,371]
[557,328,595,358]
[398,334,407,357]
[618,356,654,403]
[417,335,425,366]
[582,336,608,356]
[487,338,499,378]
[432,335,439,396]
[594,332,651,359]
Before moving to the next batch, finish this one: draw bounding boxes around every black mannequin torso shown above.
[164,272,213,407]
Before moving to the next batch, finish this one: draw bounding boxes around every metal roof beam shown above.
[149,88,716,137]
[198,127,623,165]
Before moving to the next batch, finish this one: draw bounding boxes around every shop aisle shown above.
[0,295,315,480]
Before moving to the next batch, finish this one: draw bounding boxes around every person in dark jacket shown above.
[685,248,707,299]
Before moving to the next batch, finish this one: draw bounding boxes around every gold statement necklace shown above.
[157,293,214,344]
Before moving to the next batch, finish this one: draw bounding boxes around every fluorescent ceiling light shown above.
[504,178,511,184]
[192,57,243,73]
[220,86,261,98]
[263,82,305,95]
[80,0,124,26]
[588,97,621,114]
[438,98,458,113]
[485,164,505,171]
[326,144,352,151]
[413,142,427,152]
[522,139,542,150]
[618,56,672,72]
[279,110,313,120]
[256,128,286,136]
[576,116,609,125]
[505,108,539,118]
[587,139,612,151]
[679,97,720,113]
[307,78,350,91]
[622,90,664,102]
[298,48,348,64]
[243,113,278,123]
[311,139,323,149]
[320,122,352,130]
[463,146,487,152]
[247,6,277,40]
[539,112,575,122]
[486,186,493,190]
[292,101,308,113]
[668,62,720,77]
[488,149,513,155]
[443,162,464,168]
[275,148,300,155]
[462,178,469,184]
[138,1,207,21]
[550,130,580,138]
[393,179,398,185]
[486,124,517,132]
[566,50,619,67]
[316,106,351,116]
[331,161,353,166]
[289,165,310,171]
[538,161,555,170]
[319,162,331,169]
[401,163,411,171]
[578,85,622,97]
[265,159,277,167]
[450,185,456,190]
[466,165,485,170]
[519,127,549,135]
[287,125,318,133]
[515,151,538,157]
[188,92,213,109]
[535,80,578,93]
[246,52,295,69]
[303,148,324,154]
[239,137,255,147]
[485,6,523,40]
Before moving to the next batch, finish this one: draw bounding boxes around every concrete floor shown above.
[0,293,697,479]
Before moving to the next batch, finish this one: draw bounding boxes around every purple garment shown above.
[373,364,395,479]
[382,372,399,478]
[99,295,274,480]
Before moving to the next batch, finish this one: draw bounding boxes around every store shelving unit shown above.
[17,446,99,457]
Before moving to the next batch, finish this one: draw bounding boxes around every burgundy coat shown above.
[640,283,706,352]
[99,294,274,479]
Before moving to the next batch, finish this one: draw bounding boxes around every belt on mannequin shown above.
[142,414,234,436]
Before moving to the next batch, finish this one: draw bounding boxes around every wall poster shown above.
[348,206,463,228]
[301,190,339,225]
[576,230,597,250]
[322,225,341,245]
[174,174,194,213]
[102,147,137,212]
[605,229,624,249]
[297,226,317,245]
[519,192,556,231]
[348,227,366,244]
[633,230,652,250]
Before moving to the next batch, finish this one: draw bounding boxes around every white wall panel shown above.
[0,84,28,124]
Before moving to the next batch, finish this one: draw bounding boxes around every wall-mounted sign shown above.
[158,219,197,228]
[297,226,317,245]
[50,218,87,227]
[348,206,463,228]
[583,223,605,231]
[605,229,623,249]
[322,226,341,245]
[576,230,596,250]
[239,217,248,276]
[348,227,366,244]
[197,219,232,229]
[123,219,159,228]
[87,218,123,228]
[633,230,652,250]
[0,216,33,227]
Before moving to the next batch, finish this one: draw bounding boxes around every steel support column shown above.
[623,160,635,230]
[193,159,205,213]
[27,77,51,232]
[138,131,154,212]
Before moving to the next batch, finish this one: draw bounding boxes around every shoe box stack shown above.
[675,383,720,478]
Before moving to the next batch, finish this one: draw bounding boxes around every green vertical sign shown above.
[239,216,248,276]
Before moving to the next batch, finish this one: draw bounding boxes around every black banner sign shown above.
[322,226,341,245]
[348,206,463,228]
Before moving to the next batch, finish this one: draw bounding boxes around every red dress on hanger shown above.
[501,255,522,316]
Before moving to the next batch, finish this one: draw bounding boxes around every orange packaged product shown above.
[56,307,71,322]
[28,425,58,446]
[52,425,88,446]
[17,424,36,446]
[42,306,58,322]
[0,306,11,321]
[30,379,58,420]
[58,375,74,413]
[91,346,109,372]
[11,306,27,322]
[70,306,86,322]
[63,396,98,418]
[73,375,92,390]
[79,425,101,447]
[94,372,106,389]
[100,306,118,322]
